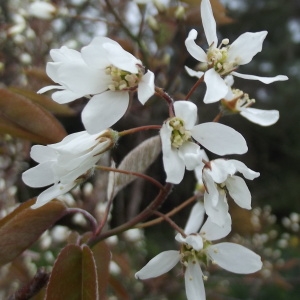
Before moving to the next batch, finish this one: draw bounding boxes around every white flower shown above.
[185,0,288,103]
[22,129,117,208]
[221,78,279,126]
[135,203,262,300]
[199,159,260,226]
[28,1,57,20]
[160,101,248,184]
[38,37,155,134]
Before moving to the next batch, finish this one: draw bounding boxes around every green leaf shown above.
[9,87,76,116]
[0,88,67,144]
[46,244,98,300]
[0,199,67,266]
[92,242,110,298]
[108,135,161,198]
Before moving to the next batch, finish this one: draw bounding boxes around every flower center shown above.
[221,88,255,113]
[106,65,143,91]
[180,240,211,267]
[235,89,255,110]
[206,39,240,75]
[169,117,192,148]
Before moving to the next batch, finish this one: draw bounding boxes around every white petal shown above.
[185,260,205,300]
[204,69,229,103]
[207,159,236,183]
[161,123,186,184]
[50,131,102,154]
[178,142,203,170]
[240,107,279,126]
[175,233,204,251]
[229,160,260,180]
[30,145,57,163]
[31,182,76,209]
[174,101,197,129]
[22,162,55,187]
[82,37,116,68]
[207,243,262,274]
[191,122,248,155]
[194,150,209,183]
[135,250,180,279]
[50,46,82,63]
[37,85,64,94]
[203,171,219,206]
[224,75,234,87]
[103,42,141,73]
[226,175,251,209]
[51,89,86,104]
[228,31,267,65]
[201,0,218,46]
[46,62,64,84]
[184,202,205,235]
[82,91,129,134]
[55,62,109,95]
[138,70,155,104]
[185,66,204,79]
[232,72,288,84]
[204,191,230,227]
[185,29,208,62]
[200,214,232,241]
[185,235,204,251]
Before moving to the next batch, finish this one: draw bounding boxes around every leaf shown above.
[0,88,67,144]
[24,67,54,86]
[9,87,76,116]
[46,244,98,300]
[92,242,111,299]
[110,135,161,197]
[0,198,67,266]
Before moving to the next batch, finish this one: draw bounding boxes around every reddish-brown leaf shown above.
[0,88,67,144]
[46,244,98,300]
[92,242,110,299]
[0,199,67,266]
[9,87,76,116]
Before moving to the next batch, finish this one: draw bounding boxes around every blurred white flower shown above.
[136,203,262,300]
[22,129,117,208]
[185,0,288,103]
[28,1,57,20]
[38,37,155,133]
[160,101,248,184]
[199,159,260,226]
[7,14,26,36]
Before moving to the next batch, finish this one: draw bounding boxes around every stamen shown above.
[168,117,192,148]
[106,65,143,91]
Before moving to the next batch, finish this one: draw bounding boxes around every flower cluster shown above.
[20,0,288,299]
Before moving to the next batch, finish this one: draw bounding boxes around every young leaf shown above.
[46,244,98,300]
[9,87,76,116]
[111,135,161,197]
[0,88,67,144]
[0,199,67,266]
[92,242,111,298]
